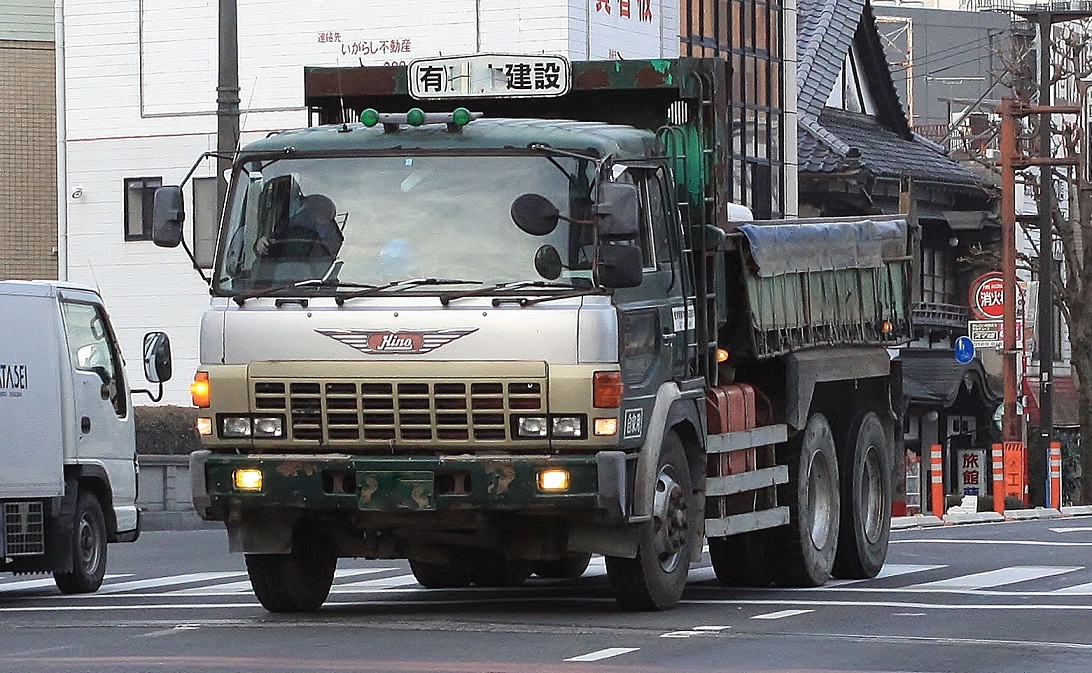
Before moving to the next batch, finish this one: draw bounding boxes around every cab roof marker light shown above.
[406,108,426,126]
[359,109,483,133]
[360,108,380,127]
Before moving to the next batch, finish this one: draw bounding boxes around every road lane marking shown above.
[752,608,813,620]
[892,539,1092,546]
[1050,527,1092,533]
[169,568,393,595]
[660,631,704,638]
[906,566,1081,590]
[564,647,639,662]
[98,572,246,594]
[332,574,419,590]
[0,574,129,593]
[826,563,947,586]
[1050,582,1092,595]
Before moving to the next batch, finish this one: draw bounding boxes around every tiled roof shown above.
[899,349,1001,408]
[797,0,866,118]
[801,108,986,186]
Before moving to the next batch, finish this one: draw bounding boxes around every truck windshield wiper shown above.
[439,280,581,306]
[334,277,482,306]
[491,286,608,307]
[232,279,378,306]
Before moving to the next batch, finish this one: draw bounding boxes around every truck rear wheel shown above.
[832,412,891,579]
[245,552,336,612]
[409,558,472,589]
[606,431,692,610]
[774,413,840,587]
[533,553,593,579]
[708,531,775,587]
[54,492,108,594]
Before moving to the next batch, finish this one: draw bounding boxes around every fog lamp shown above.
[594,418,618,436]
[538,469,570,492]
[196,417,213,436]
[233,469,263,491]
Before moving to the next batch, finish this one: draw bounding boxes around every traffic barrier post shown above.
[930,444,944,518]
[992,443,1005,514]
[1049,441,1062,510]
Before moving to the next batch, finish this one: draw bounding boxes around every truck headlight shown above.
[253,416,284,438]
[551,416,583,438]
[517,416,549,438]
[221,416,253,438]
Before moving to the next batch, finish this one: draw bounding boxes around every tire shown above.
[409,558,472,589]
[245,551,336,612]
[774,413,840,587]
[533,553,593,579]
[832,412,892,579]
[469,556,533,587]
[708,531,775,587]
[54,492,108,594]
[606,431,693,610]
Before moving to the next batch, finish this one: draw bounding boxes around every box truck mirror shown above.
[597,243,642,289]
[596,182,639,237]
[511,193,560,236]
[534,245,563,280]
[142,331,173,384]
[152,186,185,248]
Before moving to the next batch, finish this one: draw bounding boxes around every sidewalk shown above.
[891,505,1092,530]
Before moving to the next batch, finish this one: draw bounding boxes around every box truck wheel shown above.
[54,492,108,594]
[832,411,891,579]
[409,558,472,589]
[606,431,692,610]
[533,553,592,579]
[245,552,336,612]
[774,412,840,587]
[708,531,775,587]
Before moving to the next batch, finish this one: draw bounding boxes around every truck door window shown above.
[647,168,674,266]
[62,301,127,418]
[615,168,655,270]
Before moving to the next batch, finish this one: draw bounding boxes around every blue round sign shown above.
[954,336,975,364]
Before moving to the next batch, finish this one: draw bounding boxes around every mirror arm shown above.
[171,150,229,286]
[557,214,595,226]
[179,235,211,285]
[131,382,165,403]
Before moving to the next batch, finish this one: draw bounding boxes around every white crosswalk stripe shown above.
[98,572,245,594]
[826,563,948,587]
[906,566,1082,590]
[168,568,395,596]
[0,575,129,593]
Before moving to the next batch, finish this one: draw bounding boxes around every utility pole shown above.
[217,0,241,214]
[1014,4,1092,504]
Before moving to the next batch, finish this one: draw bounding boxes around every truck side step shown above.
[706,465,788,497]
[705,507,790,538]
[705,424,788,454]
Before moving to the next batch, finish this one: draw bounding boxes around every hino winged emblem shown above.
[316,328,478,355]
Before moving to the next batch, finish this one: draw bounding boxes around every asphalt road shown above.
[2,517,1092,673]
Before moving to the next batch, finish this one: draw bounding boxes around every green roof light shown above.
[360,108,379,127]
[406,107,426,126]
[451,107,472,128]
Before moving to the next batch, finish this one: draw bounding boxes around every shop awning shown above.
[1023,375,1081,428]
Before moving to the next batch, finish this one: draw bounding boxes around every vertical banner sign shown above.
[957,448,987,496]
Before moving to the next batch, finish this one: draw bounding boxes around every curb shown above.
[140,510,220,532]
[893,506,1092,529]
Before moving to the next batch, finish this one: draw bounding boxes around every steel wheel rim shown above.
[861,444,884,544]
[76,513,101,574]
[807,451,835,550]
[652,464,688,573]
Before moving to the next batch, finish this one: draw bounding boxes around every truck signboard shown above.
[409,54,571,99]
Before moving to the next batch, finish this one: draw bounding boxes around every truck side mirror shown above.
[152,186,185,248]
[597,243,643,289]
[511,193,560,235]
[596,182,640,237]
[143,331,173,383]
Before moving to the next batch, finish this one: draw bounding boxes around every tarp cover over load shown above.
[732,218,912,358]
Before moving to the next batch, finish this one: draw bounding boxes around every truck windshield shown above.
[213,153,597,295]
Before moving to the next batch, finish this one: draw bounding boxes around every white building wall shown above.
[61,0,679,406]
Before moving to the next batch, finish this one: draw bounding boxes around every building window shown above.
[124,177,162,241]
[920,246,954,305]
[192,177,219,269]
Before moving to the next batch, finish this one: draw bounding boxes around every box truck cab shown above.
[0,280,172,593]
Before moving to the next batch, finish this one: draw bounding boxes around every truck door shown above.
[612,167,689,447]
[60,300,137,528]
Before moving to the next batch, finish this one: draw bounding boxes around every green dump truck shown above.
[154,56,911,612]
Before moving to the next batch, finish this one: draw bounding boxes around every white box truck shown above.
[0,280,171,593]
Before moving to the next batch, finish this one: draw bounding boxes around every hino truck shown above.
[0,280,172,592]
[153,56,911,612]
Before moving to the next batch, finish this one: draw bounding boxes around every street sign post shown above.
[954,335,976,364]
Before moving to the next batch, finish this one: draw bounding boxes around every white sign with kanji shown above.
[408,54,571,100]
[957,448,987,496]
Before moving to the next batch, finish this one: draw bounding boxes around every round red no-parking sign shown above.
[969,271,1005,320]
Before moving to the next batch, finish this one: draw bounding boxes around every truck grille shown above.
[3,501,45,556]
[253,379,544,444]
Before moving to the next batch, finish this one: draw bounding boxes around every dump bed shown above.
[721,216,912,359]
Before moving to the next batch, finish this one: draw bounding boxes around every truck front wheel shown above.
[606,431,692,610]
[775,412,840,587]
[54,492,108,594]
[245,551,336,612]
[832,412,891,579]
